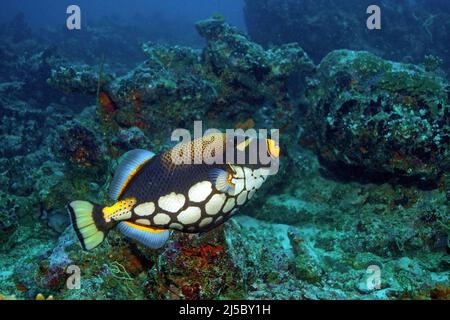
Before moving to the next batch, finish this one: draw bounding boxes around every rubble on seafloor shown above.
[0,15,448,300]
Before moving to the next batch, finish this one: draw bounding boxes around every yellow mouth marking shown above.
[226,173,235,187]
[267,139,280,158]
[103,198,137,222]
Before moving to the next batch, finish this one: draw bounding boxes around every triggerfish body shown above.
[67,133,280,251]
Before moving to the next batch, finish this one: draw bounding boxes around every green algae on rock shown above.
[49,16,314,152]
[304,50,450,184]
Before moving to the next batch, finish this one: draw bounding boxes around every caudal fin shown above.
[67,200,111,251]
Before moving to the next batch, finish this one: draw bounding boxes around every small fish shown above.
[68,133,280,250]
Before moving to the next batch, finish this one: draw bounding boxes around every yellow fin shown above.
[102,198,136,223]
[68,200,107,251]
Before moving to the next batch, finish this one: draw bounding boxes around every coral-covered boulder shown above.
[304,50,450,183]
[56,121,105,169]
[146,225,246,300]
[48,64,113,95]
[197,15,315,112]
[49,16,315,152]
[104,44,216,138]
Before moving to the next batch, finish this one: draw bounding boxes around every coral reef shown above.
[56,121,105,169]
[0,13,448,301]
[303,50,449,184]
[48,16,314,150]
[0,192,19,239]
[48,64,113,96]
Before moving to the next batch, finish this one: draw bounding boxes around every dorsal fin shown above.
[161,133,227,168]
[109,149,154,201]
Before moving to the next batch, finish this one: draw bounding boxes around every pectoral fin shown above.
[209,168,235,193]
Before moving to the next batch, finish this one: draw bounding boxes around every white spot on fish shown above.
[237,190,248,206]
[205,193,226,215]
[136,219,151,226]
[230,178,245,196]
[158,192,185,213]
[245,175,257,191]
[233,166,245,178]
[188,181,212,203]
[177,206,201,225]
[222,197,235,213]
[134,202,155,216]
[255,177,264,189]
[256,168,271,178]
[199,217,213,228]
[243,167,252,178]
[153,213,171,225]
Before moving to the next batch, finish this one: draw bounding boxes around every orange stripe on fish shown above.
[123,221,167,234]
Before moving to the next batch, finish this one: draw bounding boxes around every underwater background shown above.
[0,0,449,300]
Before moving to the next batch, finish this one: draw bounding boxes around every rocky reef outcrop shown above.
[49,16,315,150]
[303,50,450,184]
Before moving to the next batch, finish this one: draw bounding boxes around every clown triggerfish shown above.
[68,133,280,250]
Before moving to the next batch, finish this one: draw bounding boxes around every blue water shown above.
[0,0,246,34]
